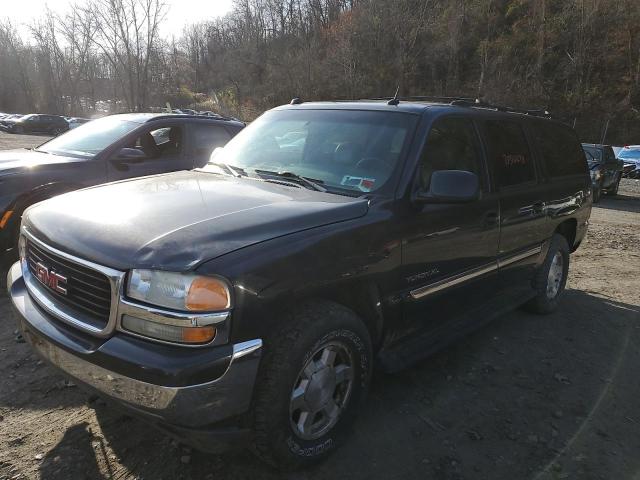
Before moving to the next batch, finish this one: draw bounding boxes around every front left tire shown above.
[252,300,372,470]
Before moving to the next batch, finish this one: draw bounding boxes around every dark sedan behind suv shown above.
[0,114,69,135]
[8,99,591,469]
[0,113,244,265]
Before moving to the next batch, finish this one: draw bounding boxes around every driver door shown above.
[107,124,191,181]
[400,116,500,340]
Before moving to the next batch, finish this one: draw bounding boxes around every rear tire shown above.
[252,300,372,470]
[524,234,570,315]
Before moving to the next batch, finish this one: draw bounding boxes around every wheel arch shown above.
[554,218,578,252]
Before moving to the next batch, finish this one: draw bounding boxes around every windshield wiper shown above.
[254,169,327,192]
[210,162,246,177]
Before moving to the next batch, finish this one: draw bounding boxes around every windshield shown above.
[203,109,417,194]
[618,148,640,161]
[582,146,601,162]
[36,116,140,158]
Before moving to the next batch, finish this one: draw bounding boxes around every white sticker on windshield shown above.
[341,175,376,192]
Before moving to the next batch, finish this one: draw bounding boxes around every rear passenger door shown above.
[185,123,233,168]
[482,119,547,292]
[529,120,590,237]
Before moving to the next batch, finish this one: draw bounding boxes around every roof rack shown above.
[367,95,477,103]
[364,95,552,118]
[450,99,551,118]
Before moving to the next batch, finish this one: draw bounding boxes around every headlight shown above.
[127,270,231,312]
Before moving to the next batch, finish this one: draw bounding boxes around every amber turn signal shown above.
[186,277,231,311]
[182,325,217,343]
[0,210,13,229]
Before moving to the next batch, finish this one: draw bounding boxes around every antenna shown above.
[387,86,400,106]
[290,97,302,105]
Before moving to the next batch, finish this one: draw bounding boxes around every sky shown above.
[2,0,234,39]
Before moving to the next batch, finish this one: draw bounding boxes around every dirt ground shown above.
[1,131,639,480]
[0,131,52,151]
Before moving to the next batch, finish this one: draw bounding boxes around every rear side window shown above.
[484,121,535,187]
[532,123,586,177]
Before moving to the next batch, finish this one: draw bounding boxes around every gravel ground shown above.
[0,131,52,150]
[1,134,639,479]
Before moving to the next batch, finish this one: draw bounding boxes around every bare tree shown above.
[86,0,167,111]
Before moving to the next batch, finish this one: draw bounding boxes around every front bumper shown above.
[7,262,262,450]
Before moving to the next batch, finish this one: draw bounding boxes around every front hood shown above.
[0,149,80,174]
[24,170,370,270]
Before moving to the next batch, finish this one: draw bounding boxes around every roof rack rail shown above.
[451,99,551,118]
[367,95,477,103]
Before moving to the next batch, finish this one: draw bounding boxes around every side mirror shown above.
[416,170,480,203]
[115,147,146,163]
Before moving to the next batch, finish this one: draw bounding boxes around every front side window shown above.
[484,120,535,187]
[418,117,481,190]
[126,126,183,160]
[203,109,418,194]
[36,116,141,158]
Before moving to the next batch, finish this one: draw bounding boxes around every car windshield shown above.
[36,116,140,158]
[582,146,601,161]
[202,109,417,194]
[618,148,640,160]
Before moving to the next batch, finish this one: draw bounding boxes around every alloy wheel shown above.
[289,341,354,440]
[546,251,564,299]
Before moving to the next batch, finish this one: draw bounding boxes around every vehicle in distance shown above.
[0,114,69,135]
[66,117,92,129]
[581,143,623,202]
[0,113,244,265]
[618,145,640,178]
[8,99,591,469]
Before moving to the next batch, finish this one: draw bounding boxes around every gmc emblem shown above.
[35,262,68,295]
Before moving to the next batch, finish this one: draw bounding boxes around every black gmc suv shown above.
[0,113,244,266]
[7,99,591,469]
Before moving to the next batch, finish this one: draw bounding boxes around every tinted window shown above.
[582,145,601,162]
[603,147,616,163]
[419,117,481,190]
[484,121,535,187]
[190,124,232,165]
[532,123,586,177]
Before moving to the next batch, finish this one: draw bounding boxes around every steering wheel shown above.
[355,157,391,171]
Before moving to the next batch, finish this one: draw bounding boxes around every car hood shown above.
[23,170,370,271]
[0,149,81,174]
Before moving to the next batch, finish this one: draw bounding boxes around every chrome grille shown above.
[26,238,112,328]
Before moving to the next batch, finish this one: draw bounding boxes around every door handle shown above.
[518,202,545,216]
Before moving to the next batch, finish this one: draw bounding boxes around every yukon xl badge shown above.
[35,263,68,295]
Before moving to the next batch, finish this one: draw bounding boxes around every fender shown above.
[196,209,403,350]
